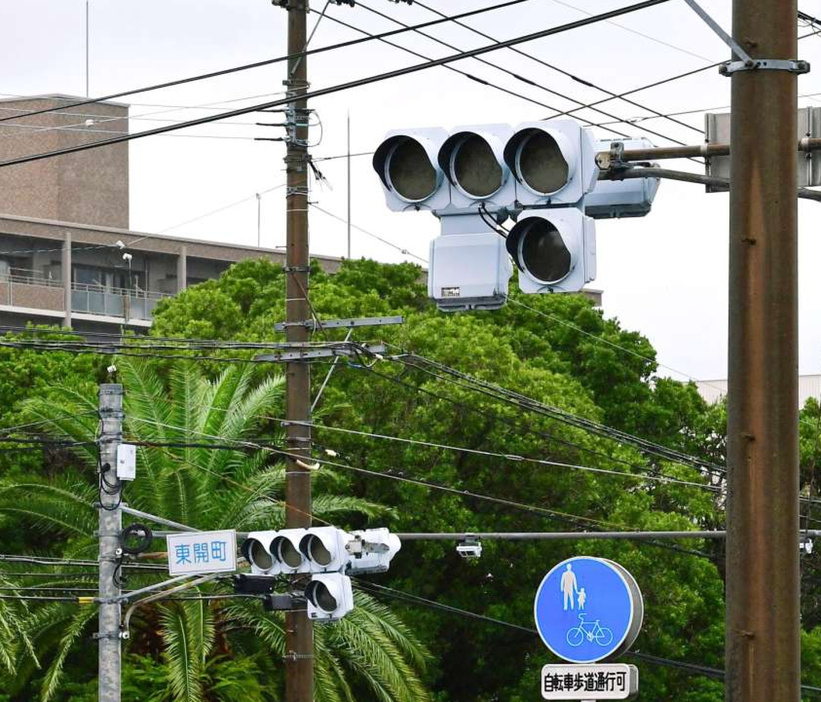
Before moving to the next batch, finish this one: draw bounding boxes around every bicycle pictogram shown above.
[565,613,614,647]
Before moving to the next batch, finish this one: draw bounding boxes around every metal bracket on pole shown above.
[254,342,387,363]
[274,315,404,332]
[719,59,810,76]
[682,0,811,76]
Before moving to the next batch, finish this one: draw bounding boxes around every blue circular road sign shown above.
[533,557,643,664]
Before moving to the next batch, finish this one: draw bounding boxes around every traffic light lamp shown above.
[506,210,596,294]
[304,573,354,621]
[502,121,599,206]
[372,127,450,211]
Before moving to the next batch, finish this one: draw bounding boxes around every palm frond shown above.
[39,605,97,702]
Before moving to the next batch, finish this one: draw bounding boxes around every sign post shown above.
[534,557,643,700]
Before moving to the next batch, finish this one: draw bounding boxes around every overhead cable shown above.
[0,0,673,171]
[0,0,536,126]
[412,0,702,135]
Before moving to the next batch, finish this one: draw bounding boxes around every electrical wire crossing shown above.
[0,0,672,171]
[0,0,535,126]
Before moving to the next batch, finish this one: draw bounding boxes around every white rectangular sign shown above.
[166,530,237,576]
[541,664,638,700]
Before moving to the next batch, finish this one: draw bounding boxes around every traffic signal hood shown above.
[506,210,596,294]
[305,573,354,621]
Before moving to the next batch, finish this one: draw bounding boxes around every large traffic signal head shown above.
[437,124,515,213]
[372,128,450,212]
[305,573,354,621]
[503,119,599,207]
[506,210,596,294]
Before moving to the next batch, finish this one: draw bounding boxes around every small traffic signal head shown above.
[585,137,660,219]
[506,209,596,294]
[305,573,354,621]
[372,128,450,212]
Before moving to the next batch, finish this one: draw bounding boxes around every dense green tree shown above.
[148,258,733,701]
[0,357,429,702]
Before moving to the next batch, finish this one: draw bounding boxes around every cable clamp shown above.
[284,652,315,661]
[281,265,311,273]
[92,631,122,641]
[720,59,810,76]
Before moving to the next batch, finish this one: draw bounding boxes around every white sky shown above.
[1,0,820,382]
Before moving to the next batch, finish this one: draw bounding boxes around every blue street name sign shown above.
[534,557,643,664]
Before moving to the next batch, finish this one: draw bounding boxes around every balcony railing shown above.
[0,273,172,321]
[71,282,171,320]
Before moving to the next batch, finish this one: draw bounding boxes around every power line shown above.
[0,0,536,127]
[547,0,713,62]
[404,0,704,141]
[285,417,719,492]
[327,3,640,143]
[125,415,689,538]
[388,351,724,473]
[0,0,672,171]
[309,203,427,262]
[355,580,821,694]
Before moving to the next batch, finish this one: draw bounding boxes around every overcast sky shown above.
[1,0,820,382]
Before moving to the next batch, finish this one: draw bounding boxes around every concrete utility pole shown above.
[283,1,313,701]
[97,384,123,702]
[725,2,801,701]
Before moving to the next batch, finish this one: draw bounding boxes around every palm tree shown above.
[0,357,430,702]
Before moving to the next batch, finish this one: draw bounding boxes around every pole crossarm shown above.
[254,342,386,363]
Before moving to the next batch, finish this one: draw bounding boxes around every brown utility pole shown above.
[725,1,801,701]
[283,1,313,701]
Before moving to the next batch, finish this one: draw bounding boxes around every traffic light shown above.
[347,528,402,573]
[373,119,661,308]
[304,573,354,621]
[239,527,401,621]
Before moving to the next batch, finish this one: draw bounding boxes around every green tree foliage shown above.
[2,257,821,700]
[147,258,734,701]
[0,357,429,702]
